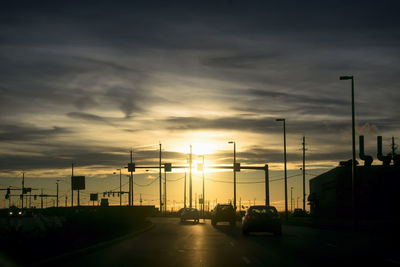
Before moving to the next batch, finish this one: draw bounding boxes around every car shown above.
[293,208,307,217]
[8,206,22,217]
[242,205,282,236]
[211,204,236,226]
[181,208,200,223]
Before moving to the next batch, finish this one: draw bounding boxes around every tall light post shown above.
[202,155,205,219]
[290,187,293,213]
[276,118,288,220]
[113,169,122,206]
[228,141,237,211]
[340,75,356,227]
[56,180,60,208]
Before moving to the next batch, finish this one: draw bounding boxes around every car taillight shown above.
[247,215,251,219]
[276,215,280,219]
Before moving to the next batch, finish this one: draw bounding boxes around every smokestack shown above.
[359,136,373,166]
[377,136,391,166]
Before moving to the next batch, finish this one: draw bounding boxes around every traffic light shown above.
[128,163,135,172]
[20,194,23,200]
[103,192,106,197]
[112,192,115,197]
[34,195,37,200]
[164,163,172,172]
[234,163,241,172]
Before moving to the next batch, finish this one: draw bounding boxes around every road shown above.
[59,217,397,267]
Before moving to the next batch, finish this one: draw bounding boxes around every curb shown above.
[30,222,155,267]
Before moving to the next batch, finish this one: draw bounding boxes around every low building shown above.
[308,165,400,219]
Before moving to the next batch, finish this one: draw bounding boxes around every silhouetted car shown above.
[23,208,35,217]
[211,204,236,226]
[8,206,22,217]
[242,205,282,236]
[293,208,307,217]
[181,208,200,222]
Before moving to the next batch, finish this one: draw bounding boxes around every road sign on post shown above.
[90,193,98,201]
[71,176,85,190]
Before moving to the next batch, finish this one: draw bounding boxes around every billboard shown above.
[90,193,98,201]
[71,176,85,190]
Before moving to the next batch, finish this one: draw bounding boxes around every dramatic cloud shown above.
[0,0,399,175]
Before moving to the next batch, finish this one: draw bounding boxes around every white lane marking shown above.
[230,242,234,247]
[242,256,251,264]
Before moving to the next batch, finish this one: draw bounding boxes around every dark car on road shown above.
[242,205,282,236]
[180,208,200,223]
[211,204,236,226]
[8,206,22,217]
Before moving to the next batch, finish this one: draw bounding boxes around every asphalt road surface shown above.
[59,217,398,267]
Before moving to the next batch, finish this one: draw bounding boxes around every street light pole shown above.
[113,169,122,206]
[276,118,288,220]
[228,141,236,211]
[291,187,293,213]
[340,75,357,228]
[56,180,59,208]
[202,155,205,219]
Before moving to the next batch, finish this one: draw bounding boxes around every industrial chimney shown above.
[359,136,373,166]
[377,136,391,166]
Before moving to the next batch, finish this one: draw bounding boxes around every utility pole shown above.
[159,143,162,212]
[189,145,192,208]
[129,150,133,206]
[340,75,356,229]
[71,163,74,207]
[202,155,205,219]
[291,187,293,213]
[276,118,288,219]
[21,172,24,209]
[65,195,67,207]
[41,189,43,209]
[140,193,142,206]
[56,180,59,208]
[164,165,167,212]
[184,172,186,208]
[265,164,269,206]
[302,136,306,211]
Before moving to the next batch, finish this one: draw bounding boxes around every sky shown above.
[1,0,400,210]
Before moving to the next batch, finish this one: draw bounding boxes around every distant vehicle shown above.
[100,198,109,207]
[23,208,35,217]
[211,204,236,226]
[8,206,22,217]
[293,208,307,217]
[242,205,282,236]
[180,208,200,223]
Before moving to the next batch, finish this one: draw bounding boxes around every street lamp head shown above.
[340,76,353,80]
[228,141,234,144]
[113,172,117,174]
[276,118,285,122]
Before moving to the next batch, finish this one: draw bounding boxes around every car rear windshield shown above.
[250,207,277,215]
[219,205,234,212]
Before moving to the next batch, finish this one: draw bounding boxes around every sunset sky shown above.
[1,1,399,210]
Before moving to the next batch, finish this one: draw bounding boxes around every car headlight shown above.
[9,212,12,215]
[18,211,22,215]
